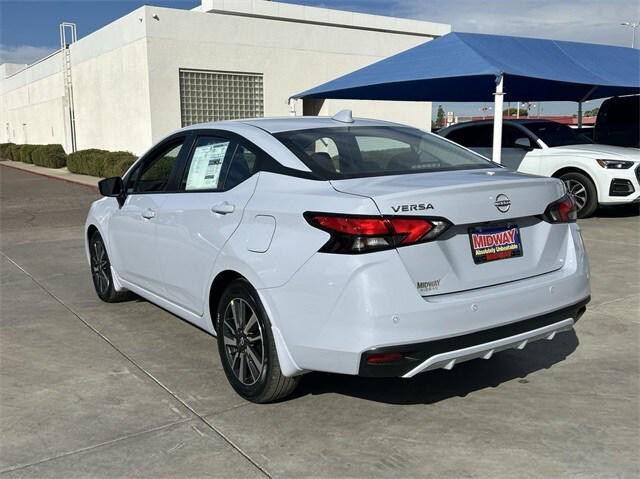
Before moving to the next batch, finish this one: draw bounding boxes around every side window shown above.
[504,125,538,149]
[501,125,522,147]
[446,125,492,147]
[445,127,474,147]
[303,137,340,173]
[182,137,232,191]
[223,143,259,190]
[133,140,184,193]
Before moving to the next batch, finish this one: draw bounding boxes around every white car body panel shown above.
[85,116,591,379]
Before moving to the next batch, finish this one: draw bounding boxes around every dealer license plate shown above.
[469,224,523,264]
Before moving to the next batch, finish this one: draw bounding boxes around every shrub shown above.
[102,151,137,177]
[31,144,67,168]
[67,149,136,177]
[18,144,38,164]
[67,149,110,176]
[6,144,22,161]
[0,143,15,160]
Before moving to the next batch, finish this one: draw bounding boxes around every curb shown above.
[0,161,100,191]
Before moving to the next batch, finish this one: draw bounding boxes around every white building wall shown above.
[1,8,153,154]
[68,8,153,154]
[71,39,152,153]
[1,1,450,155]
[0,53,68,147]
[143,4,448,145]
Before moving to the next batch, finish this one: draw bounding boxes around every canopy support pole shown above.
[577,102,583,128]
[577,86,597,129]
[492,74,505,164]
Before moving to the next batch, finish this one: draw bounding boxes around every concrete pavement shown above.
[1,164,638,478]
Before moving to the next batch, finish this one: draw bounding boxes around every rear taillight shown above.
[305,213,450,254]
[542,194,577,223]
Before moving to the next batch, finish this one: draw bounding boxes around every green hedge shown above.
[18,144,38,164]
[0,143,15,160]
[102,152,137,177]
[1,143,135,176]
[32,144,67,168]
[68,149,136,177]
[67,149,110,176]
[1,143,67,168]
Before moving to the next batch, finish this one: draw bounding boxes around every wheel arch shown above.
[87,224,99,243]
[207,269,304,377]
[551,166,600,197]
[208,270,245,332]
[85,224,100,264]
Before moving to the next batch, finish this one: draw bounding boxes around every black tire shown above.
[89,231,134,303]
[216,279,299,403]
[559,172,598,218]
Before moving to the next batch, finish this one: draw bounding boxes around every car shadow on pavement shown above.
[293,330,579,405]
[592,203,639,218]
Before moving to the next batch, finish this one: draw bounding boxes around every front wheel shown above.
[89,231,133,303]
[216,279,299,403]
[560,172,598,218]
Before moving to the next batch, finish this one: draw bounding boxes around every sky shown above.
[0,0,638,117]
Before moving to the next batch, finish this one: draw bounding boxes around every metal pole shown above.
[492,74,505,164]
[577,102,583,128]
[621,22,639,48]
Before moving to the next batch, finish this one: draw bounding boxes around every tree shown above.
[503,107,528,117]
[435,105,446,128]
[584,107,600,117]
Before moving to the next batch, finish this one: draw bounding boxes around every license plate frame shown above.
[469,224,523,264]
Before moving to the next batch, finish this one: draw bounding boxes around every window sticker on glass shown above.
[185,140,230,190]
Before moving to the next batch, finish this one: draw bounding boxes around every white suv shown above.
[439,119,640,217]
[86,114,590,402]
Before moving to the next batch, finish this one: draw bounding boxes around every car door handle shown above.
[211,202,235,215]
[141,208,156,219]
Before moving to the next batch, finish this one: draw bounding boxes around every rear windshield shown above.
[274,126,497,179]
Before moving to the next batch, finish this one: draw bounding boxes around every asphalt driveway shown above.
[1,164,638,478]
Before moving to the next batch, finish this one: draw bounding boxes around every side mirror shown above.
[98,176,124,197]
[514,137,533,150]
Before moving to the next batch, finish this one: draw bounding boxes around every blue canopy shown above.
[294,32,640,102]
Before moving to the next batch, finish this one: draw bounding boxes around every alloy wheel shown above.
[222,298,265,386]
[91,239,110,296]
[563,179,588,212]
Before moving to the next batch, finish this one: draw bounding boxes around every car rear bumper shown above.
[358,297,588,377]
[259,223,590,376]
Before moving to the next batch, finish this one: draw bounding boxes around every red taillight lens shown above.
[388,218,434,245]
[543,194,577,223]
[305,213,450,254]
[312,216,389,236]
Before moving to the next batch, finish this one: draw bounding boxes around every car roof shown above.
[448,119,557,127]
[438,118,562,135]
[181,115,403,134]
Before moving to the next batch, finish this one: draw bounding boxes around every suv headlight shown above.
[596,159,634,169]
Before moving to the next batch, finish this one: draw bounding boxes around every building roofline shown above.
[199,0,450,37]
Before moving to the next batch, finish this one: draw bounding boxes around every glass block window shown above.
[179,69,264,127]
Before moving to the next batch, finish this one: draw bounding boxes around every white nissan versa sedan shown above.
[85,112,590,402]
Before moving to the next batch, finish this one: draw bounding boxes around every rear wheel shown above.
[216,279,299,403]
[89,231,133,303]
[560,172,598,218]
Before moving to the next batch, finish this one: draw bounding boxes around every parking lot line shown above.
[0,249,271,478]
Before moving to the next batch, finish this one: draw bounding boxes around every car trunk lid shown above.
[331,168,569,296]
